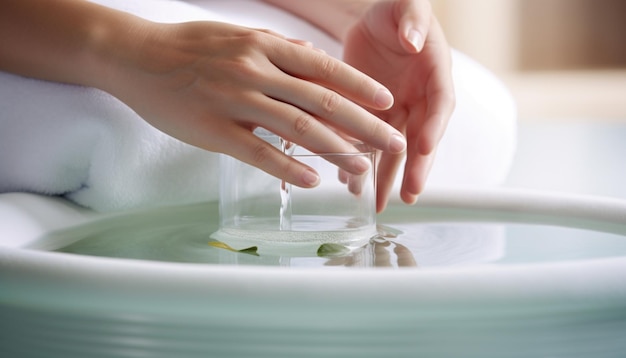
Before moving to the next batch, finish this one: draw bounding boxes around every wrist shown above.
[0,0,148,89]
[82,8,154,96]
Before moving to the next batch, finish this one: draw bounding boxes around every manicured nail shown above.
[302,169,320,186]
[407,28,423,52]
[354,156,371,173]
[374,88,394,108]
[390,133,407,153]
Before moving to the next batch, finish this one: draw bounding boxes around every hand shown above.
[101,20,408,188]
[343,0,455,212]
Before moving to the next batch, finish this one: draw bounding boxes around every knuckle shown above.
[293,113,314,136]
[315,56,338,80]
[357,75,373,95]
[320,91,341,117]
[241,30,266,46]
[229,55,262,79]
[252,142,272,164]
[367,117,385,139]
[227,34,269,79]
[433,88,456,116]
[281,159,299,182]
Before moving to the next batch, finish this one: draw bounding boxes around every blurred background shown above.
[431,0,626,200]
[432,0,626,121]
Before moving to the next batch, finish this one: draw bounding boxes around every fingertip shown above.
[405,28,424,53]
[401,170,425,204]
[401,191,419,206]
[376,193,389,213]
[354,155,372,174]
[376,201,387,214]
[374,88,394,109]
[376,185,391,213]
[390,133,407,154]
[302,168,320,187]
[395,0,431,54]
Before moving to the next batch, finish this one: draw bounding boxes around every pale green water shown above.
[25,201,626,268]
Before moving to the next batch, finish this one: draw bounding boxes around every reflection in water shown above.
[31,205,505,268]
[323,238,418,268]
[28,201,626,267]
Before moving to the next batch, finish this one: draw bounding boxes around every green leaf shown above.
[317,243,350,257]
[208,240,259,256]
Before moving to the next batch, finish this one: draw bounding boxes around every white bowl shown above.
[1,188,625,358]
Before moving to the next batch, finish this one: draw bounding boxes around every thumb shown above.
[396,0,432,53]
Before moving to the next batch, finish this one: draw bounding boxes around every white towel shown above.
[0,0,517,212]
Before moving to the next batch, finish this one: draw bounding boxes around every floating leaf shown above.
[317,243,351,257]
[238,246,259,256]
[208,241,259,256]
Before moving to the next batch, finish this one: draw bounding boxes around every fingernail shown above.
[302,169,320,186]
[390,133,407,153]
[407,28,423,52]
[354,156,371,173]
[374,88,394,108]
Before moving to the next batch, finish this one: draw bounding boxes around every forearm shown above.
[0,0,147,91]
[262,0,378,42]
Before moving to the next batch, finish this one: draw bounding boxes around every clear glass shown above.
[211,132,377,252]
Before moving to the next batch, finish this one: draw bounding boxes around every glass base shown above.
[210,221,377,256]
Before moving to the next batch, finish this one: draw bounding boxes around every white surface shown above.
[505,120,626,200]
[2,188,626,357]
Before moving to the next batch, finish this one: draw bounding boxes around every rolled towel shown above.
[0,0,225,212]
[0,0,517,212]
[0,71,222,212]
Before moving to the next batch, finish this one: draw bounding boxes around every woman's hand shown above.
[343,0,455,212]
[100,20,408,188]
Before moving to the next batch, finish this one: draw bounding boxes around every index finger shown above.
[266,42,407,155]
[268,41,395,111]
